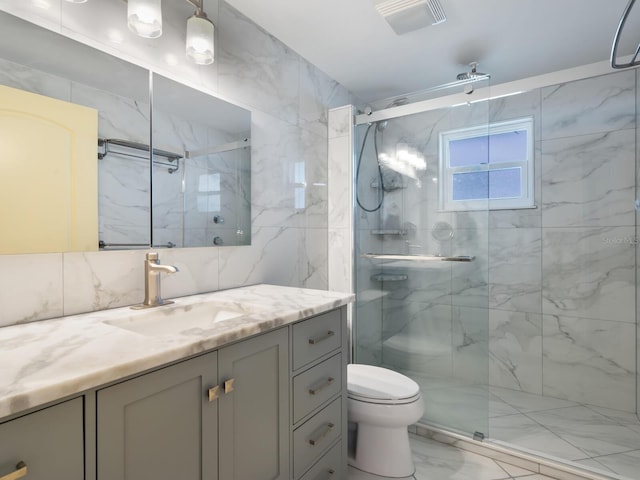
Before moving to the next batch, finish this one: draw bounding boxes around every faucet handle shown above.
[146,252,159,262]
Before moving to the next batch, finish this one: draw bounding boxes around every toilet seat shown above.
[348,364,421,405]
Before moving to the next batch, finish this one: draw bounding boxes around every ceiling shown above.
[225,0,640,103]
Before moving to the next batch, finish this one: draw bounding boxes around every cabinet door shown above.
[218,328,289,480]
[97,352,218,480]
[0,398,83,480]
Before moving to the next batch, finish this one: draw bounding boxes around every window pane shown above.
[452,171,488,200]
[489,130,528,164]
[449,135,489,167]
[489,168,521,198]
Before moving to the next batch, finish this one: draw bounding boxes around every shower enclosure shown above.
[351,68,640,479]
[354,77,492,438]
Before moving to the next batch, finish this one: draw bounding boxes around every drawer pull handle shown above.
[224,378,235,394]
[308,422,334,446]
[207,385,220,402]
[1,462,27,480]
[308,330,335,345]
[309,377,334,395]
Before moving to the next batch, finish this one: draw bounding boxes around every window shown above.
[197,173,221,212]
[439,117,534,211]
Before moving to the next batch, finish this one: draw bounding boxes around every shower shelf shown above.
[362,253,475,262]
[370,180,406,190]
[370,229,408,236]
[370,273,408,282]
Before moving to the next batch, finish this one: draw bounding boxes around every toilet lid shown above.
[347,364,420,402]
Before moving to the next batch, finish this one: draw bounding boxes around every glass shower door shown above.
[353,81,491,438]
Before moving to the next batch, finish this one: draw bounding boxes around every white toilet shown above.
[347,364,424,478]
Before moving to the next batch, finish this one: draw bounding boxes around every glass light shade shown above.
[186,14,215,65]
[128,0,162,39]
[64,0,88,3]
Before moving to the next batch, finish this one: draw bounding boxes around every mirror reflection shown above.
[0,10,251,254]
[151,74,251,248]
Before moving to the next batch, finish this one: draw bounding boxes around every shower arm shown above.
[611,0,640,68]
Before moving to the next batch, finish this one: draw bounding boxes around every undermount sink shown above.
[104,300,259,337]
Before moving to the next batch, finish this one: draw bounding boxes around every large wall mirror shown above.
[0,10,251,254]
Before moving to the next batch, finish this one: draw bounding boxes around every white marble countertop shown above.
[0,284,354,420]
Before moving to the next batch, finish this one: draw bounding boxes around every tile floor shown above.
[488,386,640,479]
[348,434,557,479]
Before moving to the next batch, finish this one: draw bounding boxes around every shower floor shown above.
[404,372,640,479]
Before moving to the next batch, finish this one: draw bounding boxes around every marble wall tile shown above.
[0,57,70,101]
[62,250,144,315]
[218,2,300,125]
[328,228,352,294]
[451,227,489,309]
[299,59,353,138]
[328,135,353,230]
[489,310,542,394]
[542,226,635,323]
[298,128,328,229]
[218,226,300,290]
[0,254,63,327]
[354,298,383,365]
[160,247,219,299]
[299,227,328,290]
[327,105,352,139]
[452,306,490,383]
[489,88,542,139]
[541,129,635,227]
[381,301,453,377]
[542,315,636,411]
[541,70,636,140]
[250,110,299,228]
[489,228,542,313]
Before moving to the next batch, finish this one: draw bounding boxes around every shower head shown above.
[456,62,487,80]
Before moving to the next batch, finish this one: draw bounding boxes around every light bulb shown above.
[128,0,162,39]
[186,13,214,65]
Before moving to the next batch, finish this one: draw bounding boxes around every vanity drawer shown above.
[293,353,342,423]
[298,440,342,480]
[293,397,342,479]
[292,309,342,370]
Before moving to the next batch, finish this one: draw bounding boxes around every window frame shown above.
[438,117,534,211]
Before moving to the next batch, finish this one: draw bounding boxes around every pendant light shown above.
[186,0,214,65]
[128,0,163,39]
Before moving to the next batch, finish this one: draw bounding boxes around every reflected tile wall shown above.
[0,2,354,326]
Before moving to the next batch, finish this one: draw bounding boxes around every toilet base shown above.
[348,424,415,478]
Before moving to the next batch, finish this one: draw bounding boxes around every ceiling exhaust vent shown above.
[374,0,447,35]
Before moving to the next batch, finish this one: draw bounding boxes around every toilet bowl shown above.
[347,364,424,478]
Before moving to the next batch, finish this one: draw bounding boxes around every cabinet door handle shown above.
[0,462,27,480]
[308,422,334,446]
[207,385,220,402]
[224,378,235,394]
[308,330,335,345]
[308,377,334,395]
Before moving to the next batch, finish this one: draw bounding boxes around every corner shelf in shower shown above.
[370,273,408,282]
[370,180,406,190]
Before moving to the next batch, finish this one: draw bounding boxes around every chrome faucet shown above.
[131,252,179,309]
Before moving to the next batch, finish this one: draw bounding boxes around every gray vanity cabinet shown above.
[96,351,219,480]
[0,397,84,480]
[96,327,290,480]
[218,327,289,480]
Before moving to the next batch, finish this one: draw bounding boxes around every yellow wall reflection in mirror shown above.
[0,85,98,254]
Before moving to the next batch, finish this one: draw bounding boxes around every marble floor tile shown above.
[489,414,588,461]
[410,434,514,480]
[495,460,538,477]
[490,386,580,413]
[587,449,640,479]
[526,406,640,458]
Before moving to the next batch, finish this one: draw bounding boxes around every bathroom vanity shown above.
[0,285,353,480]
